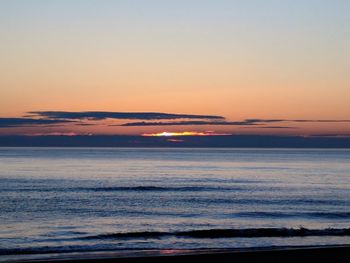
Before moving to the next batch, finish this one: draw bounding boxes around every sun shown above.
[141,131,231,137]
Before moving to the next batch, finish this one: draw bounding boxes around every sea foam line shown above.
[82,227,350,240]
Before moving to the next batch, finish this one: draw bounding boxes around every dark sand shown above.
[2,245,350,263]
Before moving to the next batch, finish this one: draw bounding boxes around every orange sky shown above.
[0,1,349,136]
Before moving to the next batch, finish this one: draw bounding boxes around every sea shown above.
[0,147,349,259]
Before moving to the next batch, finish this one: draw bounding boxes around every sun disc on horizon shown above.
[141,131,231,137]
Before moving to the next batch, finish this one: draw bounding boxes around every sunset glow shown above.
[0,1,350,137]
[141,131,231,137]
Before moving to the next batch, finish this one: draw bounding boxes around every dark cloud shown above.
[308,134,350,137]
[74,123,96,126]
[244,119,285,123]
[2,112,350,130]
[28,111,225,121]
[258,126,298,129]
[119,120,261,126]
[240,126,297,129]
[119,118,350,127]
[293,119,350,123]
[245,119,350,124]
[0,118,75,128]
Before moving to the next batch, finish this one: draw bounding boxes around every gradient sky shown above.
[1,0,349,136]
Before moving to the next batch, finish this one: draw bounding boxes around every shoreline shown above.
[2,245,350,263]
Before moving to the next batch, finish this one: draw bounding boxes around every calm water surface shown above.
[0,148,349,256]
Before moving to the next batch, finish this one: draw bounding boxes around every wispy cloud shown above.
[120,118,350,127]
[0,118,75,128]
[119,120,261,126]
[242,126,298,129]
[28,111,225,120]
[2,112,350,131]
[292,119,350,123]
[24,132,79,136]
[244,119,285,123]
[308,134,350,137]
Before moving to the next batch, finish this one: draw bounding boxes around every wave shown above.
[0,245,124,256]
[234,212,350,219]
[79,186,224,192]
[82,186,248,192]
[1,228,350,256]
[2,186,244,192]
[83,227,350,240]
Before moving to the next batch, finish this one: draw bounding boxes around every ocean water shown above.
[0,147,350,257]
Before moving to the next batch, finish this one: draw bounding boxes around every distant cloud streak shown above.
[0,118,75,128]
[28,111,225,121]
[120,118,350,127]
[1,112,350,132]
[119,120,260,126]
[241,126,298,129]
[293,119,350,123]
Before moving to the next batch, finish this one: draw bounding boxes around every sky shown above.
[1,0,349,136]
